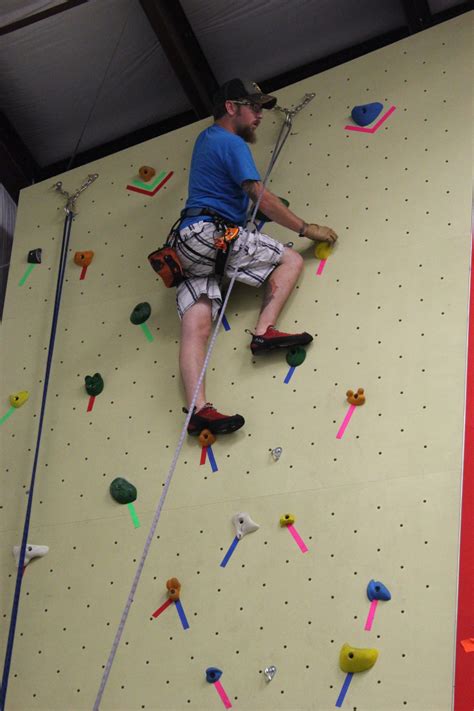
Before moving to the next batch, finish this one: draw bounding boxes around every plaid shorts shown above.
[174,221,284,320]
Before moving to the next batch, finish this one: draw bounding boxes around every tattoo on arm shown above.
[242,180,263,202]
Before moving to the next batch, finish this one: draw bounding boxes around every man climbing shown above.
[176,78,338,435]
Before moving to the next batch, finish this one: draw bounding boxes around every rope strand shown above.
[92,104,307,709]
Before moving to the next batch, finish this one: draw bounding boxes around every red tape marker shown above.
[127,171,174,196]
[152,598,173,619]
[87,396,95,412]
[80,265,88,280]
[200,446,207,465]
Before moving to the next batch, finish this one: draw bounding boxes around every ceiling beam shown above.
[0,0,88,37]
[400,0,433,33]
[138,0,218,119]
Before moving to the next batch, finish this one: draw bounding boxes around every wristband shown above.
[298,221,308,237]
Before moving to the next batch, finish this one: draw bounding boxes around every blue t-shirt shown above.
[180,124,260,229]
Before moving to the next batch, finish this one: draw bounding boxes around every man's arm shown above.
[242,180,337,243]
[242,180,303,232]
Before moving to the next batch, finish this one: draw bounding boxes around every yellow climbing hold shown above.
[339,643,378,673]
[279,513,295,527]
[9,391,29,408]
[315,242,333,260]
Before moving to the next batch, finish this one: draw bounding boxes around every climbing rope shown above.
[0,175,98,711]
[93,93,315,709]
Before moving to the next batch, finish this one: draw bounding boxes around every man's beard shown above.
[235,125,257,144]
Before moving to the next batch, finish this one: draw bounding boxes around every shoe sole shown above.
[251,334,313,355]
[188,417,245,436]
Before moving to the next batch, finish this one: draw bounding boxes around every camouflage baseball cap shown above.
[214,78,277,109]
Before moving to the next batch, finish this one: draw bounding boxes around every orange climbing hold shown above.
[139,166,156,182]
[166,577,181,601]
[346,388,365,406]
[199,429,216,447]
[74,251,94,267]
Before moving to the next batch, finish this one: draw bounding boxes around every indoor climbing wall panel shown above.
[1,13,472,711]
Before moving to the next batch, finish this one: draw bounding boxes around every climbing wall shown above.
[1,13,472,711]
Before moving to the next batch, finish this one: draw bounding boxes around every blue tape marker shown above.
[207,445,218,472]
[174,599,189,630]
[220,536,239,568]
[335,672,353,708]
[256,219,266,231]
[284,366,295,384]
[222,314,231,331]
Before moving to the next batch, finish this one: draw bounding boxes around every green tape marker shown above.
[132,171,166,190]
[0,406,15,426]
[140,323,154,342]
[128,502,140,528]
[18,264,36,286]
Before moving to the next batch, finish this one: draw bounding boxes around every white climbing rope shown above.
[93,95,315,710]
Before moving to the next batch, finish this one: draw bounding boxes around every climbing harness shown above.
[0,175,98,711]
[148,91,318,292]
[93,92,315,709]
[148,206,239,286]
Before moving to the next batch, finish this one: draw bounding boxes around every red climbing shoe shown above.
[185,403,245,435]
[249,325,313,355]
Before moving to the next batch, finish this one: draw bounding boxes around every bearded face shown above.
[235,124,257,143]
[233,105,259,144]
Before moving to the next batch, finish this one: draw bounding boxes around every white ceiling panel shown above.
[0,0,190,166]
[181,0,407,84]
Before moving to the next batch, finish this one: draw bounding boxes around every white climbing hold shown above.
[232,512,259,540]
[264,665,277,681]
[271,447,282,461]
[13,543,49,568]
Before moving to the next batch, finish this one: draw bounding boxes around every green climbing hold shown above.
[110,477,137,504]
[256,197,290,223]
[130,302,151,325]
[286,346,306,367]
[85,373,104,396]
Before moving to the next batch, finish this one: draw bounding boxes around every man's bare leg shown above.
[179,296,212,411]
[254,248,303,335]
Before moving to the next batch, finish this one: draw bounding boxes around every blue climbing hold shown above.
[351,102,383,127]
[205,667,222,683]
[367,579,391,601]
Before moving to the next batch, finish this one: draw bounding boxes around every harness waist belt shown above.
[180,207,234,223]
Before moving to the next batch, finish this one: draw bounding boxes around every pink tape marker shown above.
[364,599,378,631]
[344,105,396,134]
[316,259,326,276]
[336,404,356,439]
[214,680,232,709]
[287,524,308,553]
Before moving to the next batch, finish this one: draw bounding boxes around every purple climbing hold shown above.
[367,579,391,601]
[351,102,383,127]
